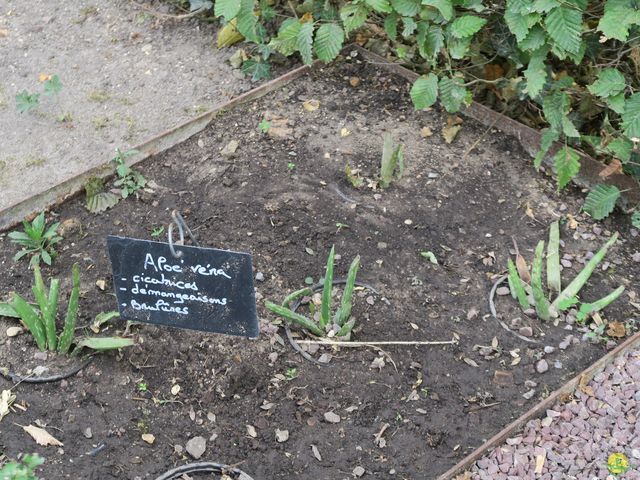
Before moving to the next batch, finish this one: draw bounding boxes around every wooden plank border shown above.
[437,330,640,479]
[351,45,640,208]
[0,62,313,231]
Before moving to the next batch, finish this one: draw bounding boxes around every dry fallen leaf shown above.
[340,127,351,137]
[142,433,155,444]
[95,279,106,291]
[23,424,63,446]
[370,356,385,370]
[275,428,289,443]
[599,159,623,178]
[420,126,433,138]
[463,357,479,367]
[38,73,51,83]
[577,374,595,397]
[0,29,8,38]
[302,99,320,112]
[566,214,578,229]
[349,77,360,87]
[607,321,626,338]
[311,444,322,461]
[535,451,546,474]
[0,389,16,421]
[442,124,461,144]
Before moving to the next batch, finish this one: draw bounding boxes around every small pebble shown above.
[496,287,510,296]
[536,359,549,373]
[519,326,533,337]
[34,351,47,361]
[522,389,536,399]
[255,272,265,282]
[544,346,555,354]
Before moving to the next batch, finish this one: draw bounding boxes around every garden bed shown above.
[1,53,638,479]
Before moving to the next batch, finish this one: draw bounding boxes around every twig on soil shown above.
[0,356,94,385]
[466,401,501,413]
[489,275,539,344]
[131,1,208,20]
[461,116,499,161]
[296,339,458,346]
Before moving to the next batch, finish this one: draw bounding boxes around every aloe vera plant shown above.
[506,224,622,325]
[266,247,361,340]
[1,264,133,355]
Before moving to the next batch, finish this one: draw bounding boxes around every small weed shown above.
[112,148,146,199]
[25,156,45,168]
[336,222,350,232]
[194,105,208,115]
[15,91,40,113]
[9,212,62,267]
[0,454,44,480]
[345,164,364,188]
[56,112,73,123]
[420,251,438,264]
[0,264,134,355]
[138,382,148,392]
[586,324,609,344]
[43,75,62,97]
[258,119,271,133]
[92,116,110,129]
[285,368,298,380]
[87,90,109,103]
[266,246,361,340]
[151,226,165,238]
[287,162,296,171]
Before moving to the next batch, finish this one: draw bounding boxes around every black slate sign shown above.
[107,235,259,338]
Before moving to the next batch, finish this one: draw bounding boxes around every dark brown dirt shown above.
[0,54,638,480]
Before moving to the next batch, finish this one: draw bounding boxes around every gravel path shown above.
[0,0,250,211]
[470,348,640,479]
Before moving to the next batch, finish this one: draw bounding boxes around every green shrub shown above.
[193,0,640,222]
[0,454,43,480]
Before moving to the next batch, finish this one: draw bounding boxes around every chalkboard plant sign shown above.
[266,246,361,341]
[0,264,134,355]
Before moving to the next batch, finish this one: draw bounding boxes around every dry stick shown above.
[489,275,539,344]
[467,401,501,413]
[296,339,457,346]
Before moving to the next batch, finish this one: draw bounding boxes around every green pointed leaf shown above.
[391,0,421,16]
[543,90,570,130]
[320,246,335,330]
[72,337,135,355]
[15,90,40,113]
[583,184,620,220]
[43,75,63,96]
[523,47,547,97]
[505,0,540,41]
[272,18,302,56]
[532,0,559,12]
[532,241,550,321]
[588,68,625,98]
[534,129,560,169]
[547,221,561,294]
[507,259,530,310]
[402,16,417,37]
[366,0,393,12]
[241,59,271,81]
[296,21,314,65]
[384,13,399,40]
[545,6,582,54]
[340,3,368,34]
[313,23,344,62]
[554,145,580,190]
[236,0,259,43]
[606,93,626,115]
[448,36,472,59]
[265,301,323,336]
[215,0,242,18]
[631,210,640,228]
[422,25,444,60]
[449,15,486,38]
[438,76,468,112]
[0,302,20,318]
[561,116,579,138]
[622,93,640,140]
[422,0,453,20]
[606,137,633,162]
[518,24,546,51]
[598,0,634,41]
[410,74,438,110]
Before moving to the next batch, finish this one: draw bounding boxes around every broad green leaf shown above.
[598,0,634,41]
[0,302,20,318]
[607,93,626,114]
[606,137,633,162]
[11,293,46,351]
[236,0,259,43]
[422,25,444,60]
[507,259,530,310]
[507,0,534,13]
[448,36,472,59]
[422,0,453,20]
[384,13,399,40]
[587,68,625,98]
[531,0,559,12]
[15,91,40,113]
[438,76,468,112]
[391,0,421,16]
[449,15,487,38]
[576,286,625,323]
[583,184,620,219]
[402,16,417,37]
[460,0,486,12]
[554,145,580,190]
[273,18,302,56]
[410,73,439,110]
[340,3,368,34]
[632,210,640,228]
[622,93,640,140]
[518,24,546,51]
[561,116,579,138]
[523,48,547,97]
[313,23,344,62]
[366,0,393,12]
[241,59,271,81]
[296,21,314,65]
[545,6,582,54]
[505,0,539,41]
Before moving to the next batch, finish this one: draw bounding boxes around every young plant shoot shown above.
[266,246,361,340]
[9,212,62,267]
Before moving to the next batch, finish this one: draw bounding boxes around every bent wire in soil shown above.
[154,462,254,480]
[285,279,379,365]
[489,275,539,344]
[0,356,94,384]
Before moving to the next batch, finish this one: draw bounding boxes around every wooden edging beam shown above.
[352,45,640,208]
[437,330,640,479]
[0,62,314,232]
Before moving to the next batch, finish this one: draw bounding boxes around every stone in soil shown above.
[536,359,549,373]
[186,436,206,459]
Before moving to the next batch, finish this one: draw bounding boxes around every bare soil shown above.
[0,55,638,479]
